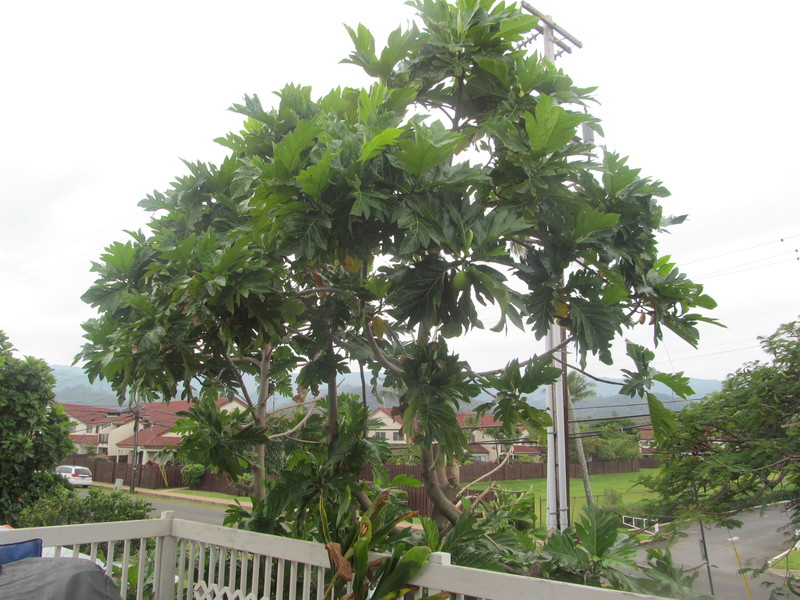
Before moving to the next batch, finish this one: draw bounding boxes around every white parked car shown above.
[55,465,93,487]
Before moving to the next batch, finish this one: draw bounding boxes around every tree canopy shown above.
[0,332,73,524]
[644,319,800,528]
[79,0,716,527]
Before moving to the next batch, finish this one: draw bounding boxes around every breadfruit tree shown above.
[79,0,716,523]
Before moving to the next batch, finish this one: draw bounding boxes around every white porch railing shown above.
[622,515,662,535]
[1,512,663,600]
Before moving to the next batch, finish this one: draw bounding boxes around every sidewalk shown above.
[91,481,252,509]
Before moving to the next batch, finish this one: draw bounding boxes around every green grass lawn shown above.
[471,469,658,523]
[123,469,658,524]
[773,550,800,570]
[173,489,243,501]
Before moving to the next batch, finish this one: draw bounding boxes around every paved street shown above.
[648,506,793,599]
[145,497,229,525]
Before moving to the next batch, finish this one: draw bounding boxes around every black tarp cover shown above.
[0,557,123,600]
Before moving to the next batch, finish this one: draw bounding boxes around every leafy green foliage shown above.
[644,319,800,531]
[180,464,206,489]
[632,549,716,600]
[225,395,396,540]
[0,332,73,525]
[173,399,268,480]
[476,357,559,441]
[579,418,642,462]
[77,1,717,578]
[539,506,638,589]
[17,487,153,527]
[323,491,431,600]
[390,339,478,459]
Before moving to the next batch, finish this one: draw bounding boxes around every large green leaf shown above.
[575,505,621,558]
[298,147,338,200]
[647,392,676,444]
[524,95,586,155]
[573,208,620,241]
[371,545,431,600]
[359,127,405,162]
[272,120,321,180]
[392,122,464,179]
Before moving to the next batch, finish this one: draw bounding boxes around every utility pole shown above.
[519,3,584,532]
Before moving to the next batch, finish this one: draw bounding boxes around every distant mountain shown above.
[50,365,119,407]
[51,364,721,418]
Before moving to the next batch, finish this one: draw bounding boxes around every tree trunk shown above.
[251,343,273,501]
[327,341,339,447]
[568,398,593,506]
[420,447,461,528]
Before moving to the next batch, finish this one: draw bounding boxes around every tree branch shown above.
[551,356,623,386]
[267,401,317,441]
[363,317,403,375]
[288,286,350,297]
[474,335,575,377]
[457,481,498,510]
[456,451,512,500]
[225,353,255,408]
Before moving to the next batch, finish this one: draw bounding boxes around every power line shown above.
[697,250,799,279]
[0,209,148,274]
[682,233,800,266]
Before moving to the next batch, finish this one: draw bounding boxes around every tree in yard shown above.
[644,319,800,527]
[79,0,716,562]
[567,371,595,506]
[0,331,74,525]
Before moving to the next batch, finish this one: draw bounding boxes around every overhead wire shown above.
[0,209,148,274]
[681,233,800,266]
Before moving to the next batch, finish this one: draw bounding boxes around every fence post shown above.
[154,511,178,600]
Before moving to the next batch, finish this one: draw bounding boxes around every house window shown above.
[98,434,109,444]
[392,431,402,442]
[372,431,387,439]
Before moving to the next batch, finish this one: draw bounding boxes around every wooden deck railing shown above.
[1,513,664,600]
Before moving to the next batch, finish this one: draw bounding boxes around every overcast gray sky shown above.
[1,1,798,382]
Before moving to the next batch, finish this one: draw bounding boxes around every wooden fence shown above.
[65,455,659,516]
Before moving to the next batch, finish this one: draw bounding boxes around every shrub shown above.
[17,488,152,527]
[181,463,205,489]
[234,472,253,496]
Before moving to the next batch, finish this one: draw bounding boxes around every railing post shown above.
[155,511,178,600]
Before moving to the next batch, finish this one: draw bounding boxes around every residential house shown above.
[59,398,246,464]
[59,403,119,455]
[367,407,545,463]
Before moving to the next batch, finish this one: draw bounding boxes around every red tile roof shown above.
[371,406,404,424]
[512,444,544,454]
[69,434,99,444]
[60,398,244,450]
[372,408,504,429]
[58,403,118,425]
[456,413,502,428]
[116,425,182,449]
[467,443,490,454]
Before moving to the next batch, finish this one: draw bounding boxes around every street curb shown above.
[90,482,252,509]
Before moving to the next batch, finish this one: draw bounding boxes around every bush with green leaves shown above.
[180,463,206,489]
[17,487,152,527]
[0,331,74,525]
